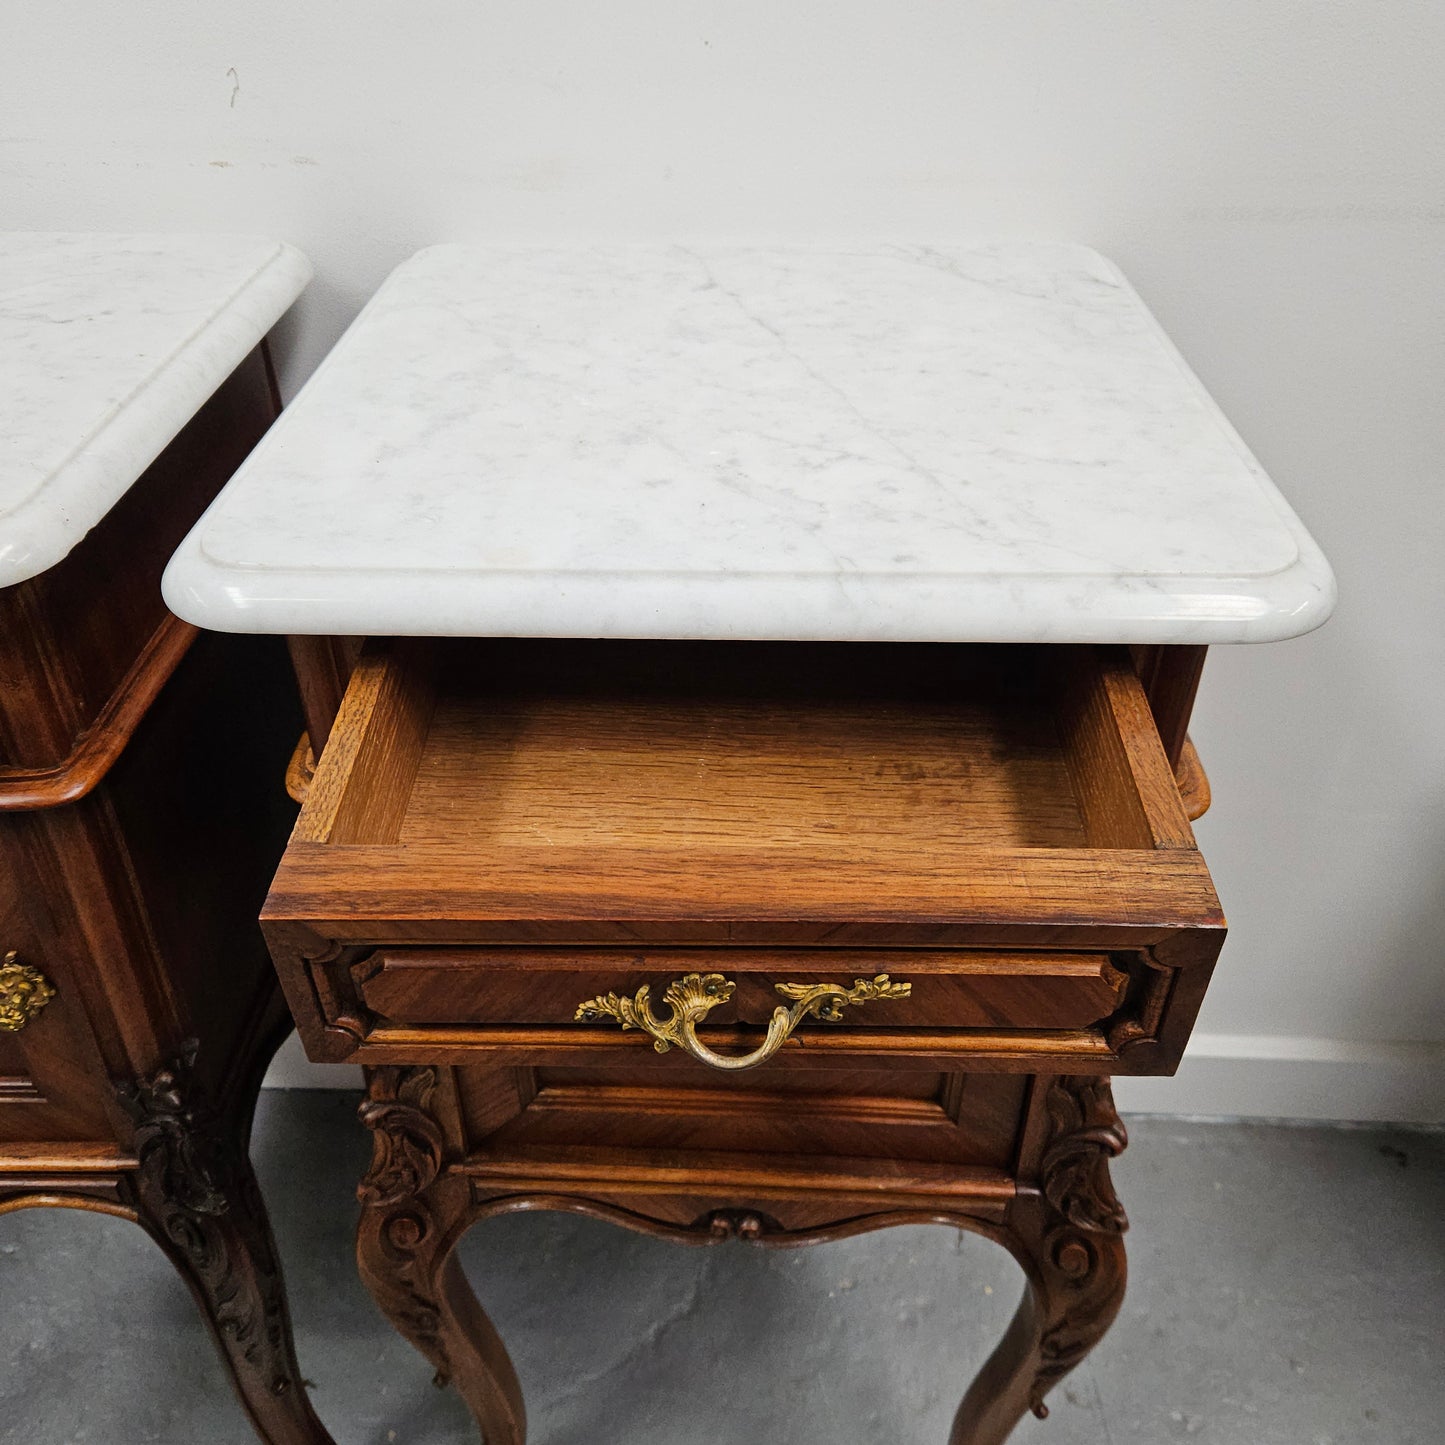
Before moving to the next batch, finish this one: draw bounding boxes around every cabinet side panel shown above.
[102,631,302,1098]
[0,815,121,1142]
[0,348,276,775]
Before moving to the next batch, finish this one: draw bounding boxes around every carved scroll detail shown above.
[115,1046,303,1406]
[1028,1076,1129,1419]
[356,1067,453,1383]
[358,1066,445,1208]
[1106,947,1180,1056]
[577,970,911,1071]
[1040,1075,1128,1234]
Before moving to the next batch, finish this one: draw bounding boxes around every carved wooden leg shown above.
[950,1077,1129,1445]
[118,1049,335,1445]
[356,1066,526,1445]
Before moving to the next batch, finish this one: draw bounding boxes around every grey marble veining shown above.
[0,233,311,587]
[165,243,1333,642]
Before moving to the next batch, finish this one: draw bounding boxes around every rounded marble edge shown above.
[0,240,313,590]
[1087,247,1332,592]
[163,239,1336,646]
[161,545,1337,644]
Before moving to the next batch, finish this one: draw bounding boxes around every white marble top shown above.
[0,234,311,588]
[164,243,1333,643]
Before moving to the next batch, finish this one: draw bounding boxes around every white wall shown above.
[7,2,1442,1120]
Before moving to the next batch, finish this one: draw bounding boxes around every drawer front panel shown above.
[267,639,1226,1072]
[353,947,1128,1034]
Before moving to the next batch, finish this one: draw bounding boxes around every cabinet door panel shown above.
[0,821,119,1143]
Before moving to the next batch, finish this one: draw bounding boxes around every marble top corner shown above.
[0,233,312,588]
[164,242,1333,644]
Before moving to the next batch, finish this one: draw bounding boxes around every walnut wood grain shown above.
[293,642,435,846]
[1176,736,1212,821]
[355,946,1127,1032]
[265,638,1224,1080]
[950,1076,1128,1442]
[0,615,197,810]
[118,1047,335,1445]
[1131,644,1206,771]
[355,1066,526,1445]
[0,350,277,777]
[284,733,315,806]
[0,342,331,1445]
[353,1062,1126,1444]
[470,1066,1029,1170]
[277,633,1228,1442]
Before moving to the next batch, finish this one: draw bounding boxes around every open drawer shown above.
[263,639,1224,1074]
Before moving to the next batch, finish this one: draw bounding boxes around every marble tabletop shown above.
[1,233,311,589]
[164,243,1333,643]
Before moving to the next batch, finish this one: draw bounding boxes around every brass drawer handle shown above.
[0,951,56,1033]
[575,971,911,1072]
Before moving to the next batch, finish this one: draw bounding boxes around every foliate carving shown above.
[1106,948,1176,1056]
[358,1066,445,1208]
[0,951,57,1033]
[372,1199,447,1375]
[1028,1076,1129,1419]
[115,1045,297,1401]
[356,1067,451,1383]
[116,1044,229,1215]
[1040,1076,1128,1235]
[576,970,911,1072]
[301,940,374,1046]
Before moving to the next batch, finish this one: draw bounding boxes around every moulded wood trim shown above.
[0,1142,136,1172]
[283,733,314,805]
[460,1143,1017,1210]
[1176,736,1211,821]
[0,615,197,812]
[341,1021,1121,1069]
[263,842,1225,938]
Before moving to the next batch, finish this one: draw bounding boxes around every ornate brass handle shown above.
[0,951,56,1033]
[575,971,911,1072]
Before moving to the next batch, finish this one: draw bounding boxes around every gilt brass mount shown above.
[0,951,56,1032]
[576,970,911,1071]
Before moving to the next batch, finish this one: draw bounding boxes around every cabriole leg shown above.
[119,1049,335,1445]
[356,1065,525,1445]
[951,1076,1129,1444]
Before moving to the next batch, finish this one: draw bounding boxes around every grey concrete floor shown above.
[1,1092,1441,1445]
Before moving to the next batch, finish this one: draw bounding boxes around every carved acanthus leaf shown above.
[1040,1076,1128,1235]
[115,1046,298,1397]
[358,1066,446,1208]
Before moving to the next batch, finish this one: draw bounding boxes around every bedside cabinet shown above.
[0,234,332,1445]
[164,242,1334,1443]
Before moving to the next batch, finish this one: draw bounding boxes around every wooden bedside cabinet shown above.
[261,636,1223,1443]
[164,243,1335,1443]
[0,235,333,1445]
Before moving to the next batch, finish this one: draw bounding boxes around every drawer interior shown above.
[402,642,1088,853]
[290,639,1200,883]
[268,638,1223,1069]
